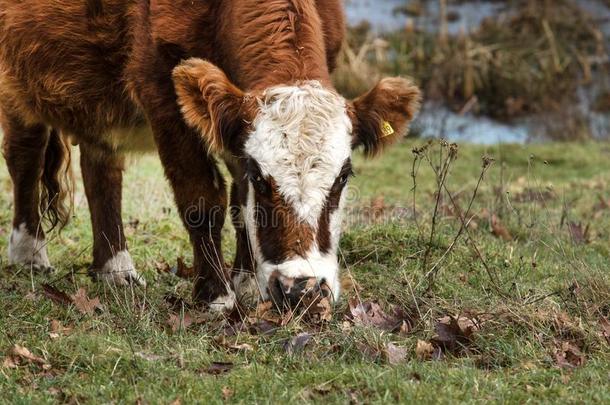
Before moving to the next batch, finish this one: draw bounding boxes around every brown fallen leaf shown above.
[346,299,413,333]
[248,301,282,325]
[384,343,408,365]
[432,315,480,353]
[553,341,585,368]
[203,361,234,375]
[41,284,72,306]
[2,356,18,369]
[491,214,512,241]
[284,333,312,355]
[415,340,435,361]
[302,289,333,324]
[49,319,72,339]
[167,313,193,333]
[5,344,51,370]
[70,288,103,315]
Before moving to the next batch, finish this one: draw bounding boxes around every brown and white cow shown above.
[0,0,420,311]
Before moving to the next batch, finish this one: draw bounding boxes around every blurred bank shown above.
[342,0,610,144]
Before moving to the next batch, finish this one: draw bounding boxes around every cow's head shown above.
[173,58,420,307]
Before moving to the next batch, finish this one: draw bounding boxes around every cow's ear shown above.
[350,77,421,156]
[172,58,248,154]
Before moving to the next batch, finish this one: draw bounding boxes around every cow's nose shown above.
[268,272,326,309]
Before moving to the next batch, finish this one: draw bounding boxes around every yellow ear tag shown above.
[381,121,395,138]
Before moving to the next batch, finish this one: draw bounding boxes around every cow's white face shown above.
[172,58,420,307]
[243,82,352,301]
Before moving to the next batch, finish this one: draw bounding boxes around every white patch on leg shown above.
[208,290,236,312]
[97,250,146,286]
[8,223,52,270]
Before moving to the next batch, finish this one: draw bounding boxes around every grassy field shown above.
[1,139,609,404]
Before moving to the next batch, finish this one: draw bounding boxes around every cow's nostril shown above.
[268,271,321,309]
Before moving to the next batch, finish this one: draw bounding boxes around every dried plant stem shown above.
[420,142,455,273]
[424,160,491,291]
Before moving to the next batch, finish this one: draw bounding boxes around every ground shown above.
[1,140,609,404]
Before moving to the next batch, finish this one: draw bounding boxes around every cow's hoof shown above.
[208,290,236,313]
[233,272,259,308]
[30,264,56,274]
[92,251,146,287]
[8,223,53,273]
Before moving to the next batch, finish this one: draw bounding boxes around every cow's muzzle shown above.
[268,271,330,309]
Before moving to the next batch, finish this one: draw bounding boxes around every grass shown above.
[1,140,610,403]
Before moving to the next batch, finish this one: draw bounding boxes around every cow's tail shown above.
[41,128,74,231]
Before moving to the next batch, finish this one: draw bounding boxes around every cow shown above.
[0,0,420,312]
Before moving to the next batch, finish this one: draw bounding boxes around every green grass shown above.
[1,140,609,404]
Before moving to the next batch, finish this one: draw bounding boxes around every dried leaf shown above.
[247,301,283,325]
[6,344,51,370]
[384,343,408,365]
[2,356,18,369]
[167,313,193,333]
[432,315,479,353]
[249,320,279,336]
[41,284,72,306]
[554,341,585,368]
[415,340,435,361]
[203,361,234,375]
[70,288,103,315]
[346,299,413,333]
[302,292,332,324]
[49,320,72,339]
[491,214,512,241]
[284,333,312,355]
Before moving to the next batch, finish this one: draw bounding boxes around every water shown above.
[345,0,506,34]
[415,105,530,145]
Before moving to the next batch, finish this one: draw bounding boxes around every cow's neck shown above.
[220,0,331,91]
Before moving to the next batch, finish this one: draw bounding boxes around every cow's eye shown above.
[251,174,271,195]
[333,168,353,191]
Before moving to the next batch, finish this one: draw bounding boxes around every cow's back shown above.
[0,0,141,137]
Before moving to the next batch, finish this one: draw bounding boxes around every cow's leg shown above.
[1,115,53,272]
[80,144,145,286]
[151,121,234,311]
[230,181,258,306]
